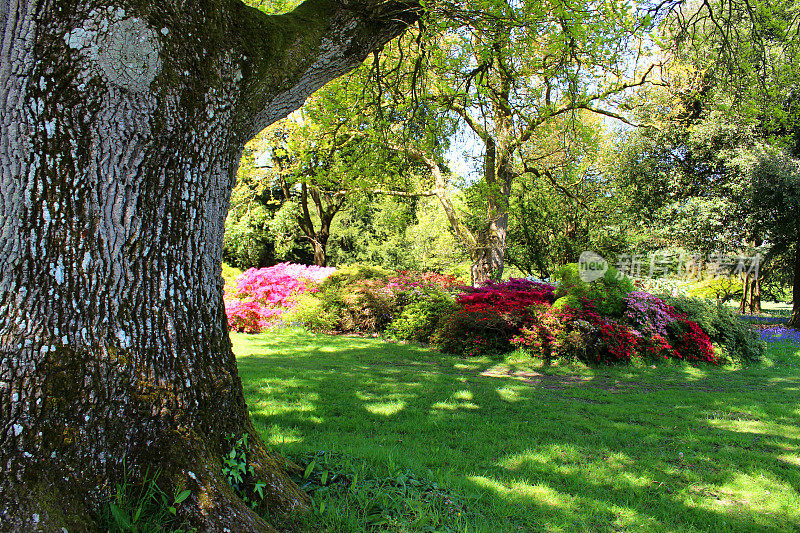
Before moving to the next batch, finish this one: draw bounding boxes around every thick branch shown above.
[234,0,421,138]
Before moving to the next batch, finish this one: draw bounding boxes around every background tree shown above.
[661,0,800,322]
[413,0,654,284]
[0,0,418,530]
[504,112,638,278]
[608,0,800,316]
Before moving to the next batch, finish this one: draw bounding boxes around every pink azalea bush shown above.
[224,263,335,333]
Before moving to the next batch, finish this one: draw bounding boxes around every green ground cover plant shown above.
[235,330,800,533]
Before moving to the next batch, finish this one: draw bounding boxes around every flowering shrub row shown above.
[431,264,760,365]
[509,289,721,365]
[225,261,764,366]
[262,264,466,335]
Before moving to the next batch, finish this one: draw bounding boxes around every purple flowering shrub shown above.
[623,291,678,338]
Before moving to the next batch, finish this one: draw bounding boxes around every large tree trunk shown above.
[738,273,762,315]
[470,216,507,286]
[0,0,417,530]
[311,231,330,266]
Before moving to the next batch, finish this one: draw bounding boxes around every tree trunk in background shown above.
[789,242,800,328]
[470,213,508,285]
[311,230,330,266]
[0,0,417,530]
[738,273,761,314]
[469,136,513,286]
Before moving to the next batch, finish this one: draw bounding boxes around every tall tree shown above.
[662,0,800,322]
[347,0,655,284]
[420,0,653,284]
[505,113,637,278]
[0,0,418,530]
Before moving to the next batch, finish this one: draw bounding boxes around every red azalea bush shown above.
[669,318,718,363]
[431,303,529,357]
[595,318,638,363]
[457,279,554,319]
[429,279,556,357]
[225,263,336,333]
[508,292,721,366]
[637,333,681,360]
[510,302,638,364]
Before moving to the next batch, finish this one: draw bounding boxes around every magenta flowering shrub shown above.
[225,263,335,333]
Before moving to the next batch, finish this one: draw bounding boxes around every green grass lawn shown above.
[234,331,800,532]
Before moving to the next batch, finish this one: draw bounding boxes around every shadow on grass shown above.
[234,332,800,532]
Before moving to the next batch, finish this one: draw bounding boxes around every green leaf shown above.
[303,459,316,480]
[320,470,328,486]
[109,503,133,529]
[174,489,191,504]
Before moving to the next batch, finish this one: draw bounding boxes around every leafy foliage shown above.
[386,293,459,343]
[291,451,472,532]
[553,264,634,317]
[665,296,765,364]
[98,466,193,533]
[221,434,268,511]
[288,266,463,335]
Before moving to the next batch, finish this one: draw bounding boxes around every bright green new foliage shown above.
[553,263,634,317]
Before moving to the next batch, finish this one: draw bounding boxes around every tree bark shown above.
[789,242,800,328]
[0,0,417,530]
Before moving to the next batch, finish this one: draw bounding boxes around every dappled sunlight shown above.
[689,472,800,527]
[497,447,652,489]
[431,400,480,411]
[355,389,410,416]
[495,385,525,402]
[777,453,800,467]
[709,419,800,439]
[259,425,304,446]
[453,362,484,371]
[452,390,473,401]
[235,331,800,531]
[469,475,578,510]
[431,389,479,411]
[363,401,406,416]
